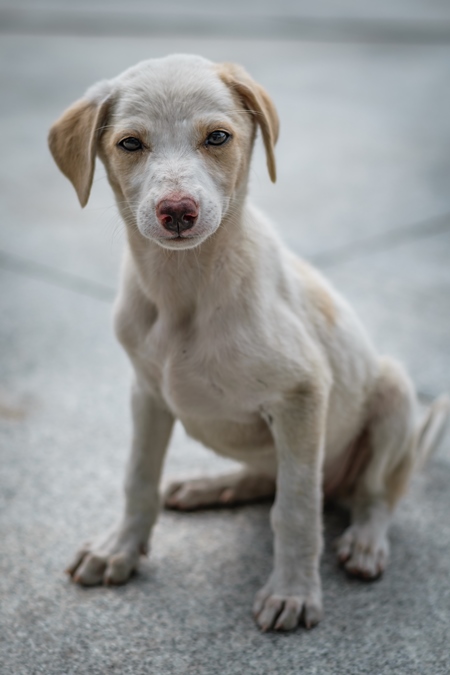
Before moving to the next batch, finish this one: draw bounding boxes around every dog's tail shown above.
[415,394,450,469]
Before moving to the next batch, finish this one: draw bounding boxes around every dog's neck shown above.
[124,198,253,320]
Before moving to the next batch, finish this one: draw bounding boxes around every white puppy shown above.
[49,54,449,631]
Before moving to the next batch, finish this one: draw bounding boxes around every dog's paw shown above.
[66,527,145,586]
[335,524,389,579]
[253,584,322,631]
[164,477,227,510]
[164,471,275,511]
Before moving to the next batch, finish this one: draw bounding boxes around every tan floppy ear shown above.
[48,96,111,207]
[218,63,279,182]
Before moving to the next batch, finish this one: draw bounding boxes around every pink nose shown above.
[156,198,199,234]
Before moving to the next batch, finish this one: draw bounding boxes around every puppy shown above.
[49,54,449,631]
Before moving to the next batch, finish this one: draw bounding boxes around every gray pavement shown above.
[1,3,450,674]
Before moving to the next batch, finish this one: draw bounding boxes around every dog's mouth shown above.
[155,231,205,250]
[164,234,199,243]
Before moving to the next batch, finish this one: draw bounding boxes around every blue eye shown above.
[205,130,230,146]
[118,137,143,151]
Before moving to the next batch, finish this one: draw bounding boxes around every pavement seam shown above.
[1,211,449,302]
[0,249,115,302]
[311,211,450,269]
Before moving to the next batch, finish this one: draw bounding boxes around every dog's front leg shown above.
[254,387,327,631]
[67,380,174,585]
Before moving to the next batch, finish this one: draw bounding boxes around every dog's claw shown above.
[253,588,322,632]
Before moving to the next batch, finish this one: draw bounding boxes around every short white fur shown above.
[49,54,450,632]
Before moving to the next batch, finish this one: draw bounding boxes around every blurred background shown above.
[1,2,450,674]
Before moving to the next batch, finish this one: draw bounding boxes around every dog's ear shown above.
[48,95,111,207]
[218,63,279,183]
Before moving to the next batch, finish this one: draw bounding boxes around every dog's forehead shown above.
[113,55,234,124]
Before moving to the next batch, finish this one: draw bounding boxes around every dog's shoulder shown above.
[289,256,338,329]
[113,247,158,353]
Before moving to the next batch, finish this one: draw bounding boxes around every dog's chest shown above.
[163,352,232,419]
[139,314,258,421]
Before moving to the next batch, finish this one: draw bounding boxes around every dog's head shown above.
[48,54,278,250]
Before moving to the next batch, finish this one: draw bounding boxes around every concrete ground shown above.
[1,2,450,674]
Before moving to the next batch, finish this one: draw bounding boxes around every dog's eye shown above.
[205,130,230,147]
[118,137,143,152]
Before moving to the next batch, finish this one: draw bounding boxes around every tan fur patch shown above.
[195,118,252,198]
[48,97,111,207]
[215,62,279,183]
[295,260,337,327]
[385,452,415,507]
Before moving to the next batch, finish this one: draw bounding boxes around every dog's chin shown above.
[155,234,208,251]
[138,224,218,250]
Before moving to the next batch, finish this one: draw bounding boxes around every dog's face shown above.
[49,55,279,250]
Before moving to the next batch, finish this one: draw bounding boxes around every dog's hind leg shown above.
[336,357,416,579]
[164,467,276,510]
[336,357,449,579]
